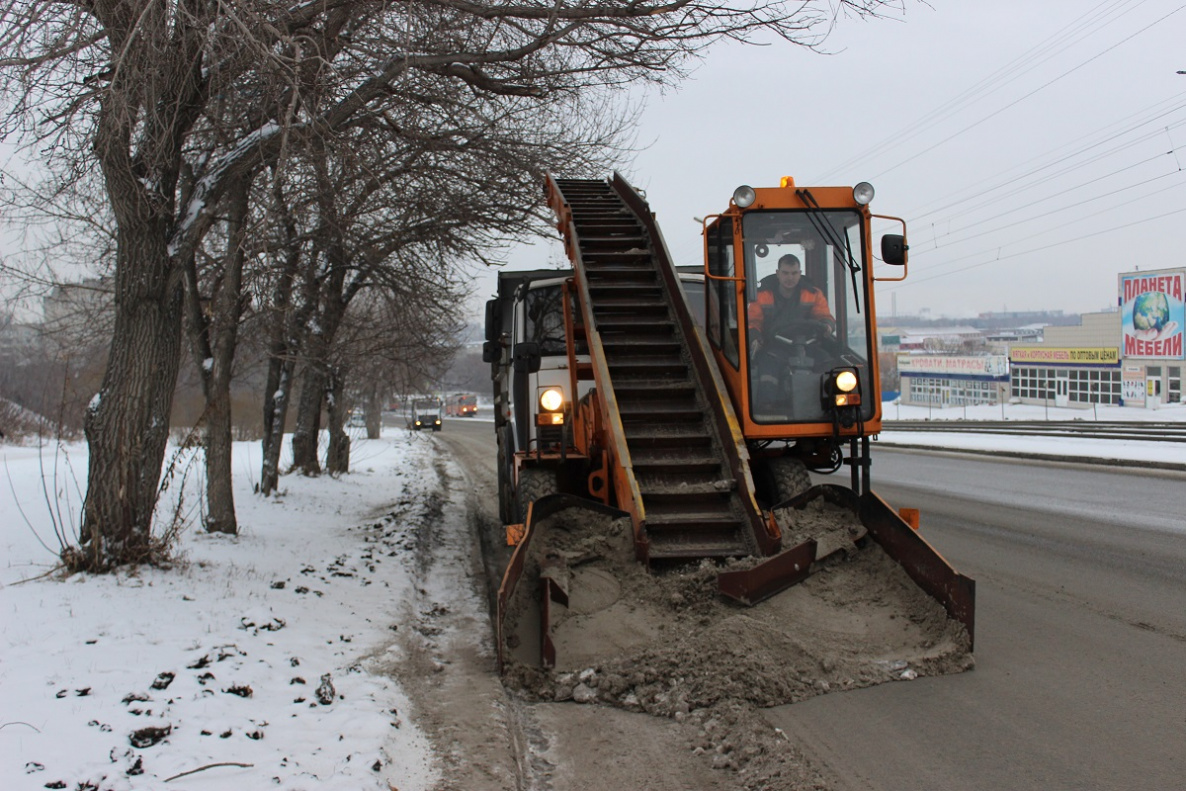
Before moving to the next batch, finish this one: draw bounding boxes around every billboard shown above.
[1119,269,1184,360]
[897,354,1008,376]
[1010,347,1118,364]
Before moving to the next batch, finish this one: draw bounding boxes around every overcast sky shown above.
[4,2,1183,325]
[476,0,1186,321]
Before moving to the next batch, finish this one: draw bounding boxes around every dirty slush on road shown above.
[492,496,973,790]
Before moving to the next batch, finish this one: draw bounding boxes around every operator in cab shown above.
[746,253,835,354]
[746,253,837,418]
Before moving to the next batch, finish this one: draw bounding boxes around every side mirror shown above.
[484,298,501,342]
[881,234,908,266]
[481,339,501,364]
[513,342,542,374]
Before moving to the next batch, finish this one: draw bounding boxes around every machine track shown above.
[550,178,766,562]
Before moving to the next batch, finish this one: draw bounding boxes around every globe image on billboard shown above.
[1132,291,1170,333]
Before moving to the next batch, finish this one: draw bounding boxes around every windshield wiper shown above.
[796,188,862,313]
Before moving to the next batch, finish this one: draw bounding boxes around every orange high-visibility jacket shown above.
[747,279,835,340]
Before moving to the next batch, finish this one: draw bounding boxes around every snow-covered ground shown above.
[877,400,1186,467]
[881,399,1186,424]
[2,433,446,791]
[2,405,1183,790]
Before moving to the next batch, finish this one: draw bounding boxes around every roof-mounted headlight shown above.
[853,182,875,205]
[733,185,756,208]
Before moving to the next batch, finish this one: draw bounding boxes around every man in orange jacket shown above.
[747,254,835,354]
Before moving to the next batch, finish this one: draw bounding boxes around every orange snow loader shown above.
[483,173,974,670]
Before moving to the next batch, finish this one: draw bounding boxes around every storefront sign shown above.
[898,354,1008,376]
[1009,347,1118,364]
[1119,269,1185,359]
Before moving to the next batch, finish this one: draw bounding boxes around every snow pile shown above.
[1,434,443,791]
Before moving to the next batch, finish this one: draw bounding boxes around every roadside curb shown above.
[873,441,1186,473]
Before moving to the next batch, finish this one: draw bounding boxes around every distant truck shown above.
[407,398,442,431]
[445,393,478,417]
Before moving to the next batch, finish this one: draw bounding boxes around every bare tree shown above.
[258,173,317,496]
[329,278,465,467]
[1,0,903,570]
[282,82,632,475]
[182,175,256,534]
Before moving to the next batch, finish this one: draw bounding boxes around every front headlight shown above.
[539,387,564,412]
[823,368,862,408]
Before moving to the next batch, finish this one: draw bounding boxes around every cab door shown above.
[704,217,741,372]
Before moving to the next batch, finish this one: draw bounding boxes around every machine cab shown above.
[702,180,901,440]
[484,271,592,457]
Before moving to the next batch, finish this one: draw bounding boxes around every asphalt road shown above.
[436,419,1186,790]
[773,449,1186,791]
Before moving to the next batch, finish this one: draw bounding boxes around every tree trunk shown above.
[197,179,251,534]
[203,376,237,533]
[77,0,206,571]
[260,355,294,496]
[290,292,347,475]
[325,366,349,475]
[365,381,384,440]
[291,361,325,475]
[260,197,303,497]
[81,227,184,570]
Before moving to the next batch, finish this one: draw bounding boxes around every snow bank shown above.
[1,432,442,790]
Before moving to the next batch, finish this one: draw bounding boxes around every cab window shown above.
[523,285,567,356]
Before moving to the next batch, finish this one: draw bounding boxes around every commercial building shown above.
[1008,312,1122,408]
[898,354,1010,407]
[886,269,1184,411]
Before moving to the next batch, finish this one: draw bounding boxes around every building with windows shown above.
[897,354,1010,407]
[1008,312,1122,408]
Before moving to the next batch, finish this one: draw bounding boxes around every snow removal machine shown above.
[484,174,975,673]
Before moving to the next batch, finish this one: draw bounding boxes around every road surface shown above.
[773,448,1186,791]
[434,419,1186,790]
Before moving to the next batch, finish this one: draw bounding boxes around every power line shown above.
[922,146,1186,249]
[862,3,1186,185]
[907,93,1186,222]
[816,0,1153,182]
[884,201,1186,292]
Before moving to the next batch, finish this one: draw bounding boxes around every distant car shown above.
[348,412,366,428]
[408,399,443,432]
